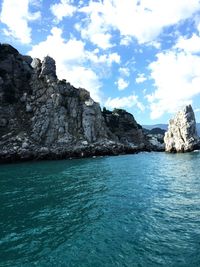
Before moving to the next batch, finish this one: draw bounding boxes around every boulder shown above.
[164,105,199,152]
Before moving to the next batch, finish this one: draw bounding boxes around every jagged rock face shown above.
[0,44,109,160]
[102,108,146,148]
[0,43,162,162]
[28,60,108,145]
[164,105,199,152]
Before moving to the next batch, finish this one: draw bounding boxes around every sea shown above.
[0,152,200,267]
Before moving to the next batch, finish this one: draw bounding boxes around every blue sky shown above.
[1,0,200,124]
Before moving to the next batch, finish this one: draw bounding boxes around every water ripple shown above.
[0,153,200,266]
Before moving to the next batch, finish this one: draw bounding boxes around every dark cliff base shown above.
[0,142,158,164]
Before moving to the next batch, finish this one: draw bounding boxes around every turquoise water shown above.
[1,152,200,267]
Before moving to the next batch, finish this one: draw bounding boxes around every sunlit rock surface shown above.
[164,105,199,152]
[0,43,163,162]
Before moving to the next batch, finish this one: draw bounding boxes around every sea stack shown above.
[164,105,199,152]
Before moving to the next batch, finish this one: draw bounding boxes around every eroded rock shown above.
[0,43,163,163]
[102,108,146,148]
[164,105,199,152]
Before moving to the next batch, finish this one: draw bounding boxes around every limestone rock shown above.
[0,43,162,163]
[0,44,109,162]
[164,105,199,152]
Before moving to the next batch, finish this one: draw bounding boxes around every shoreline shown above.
[2,146,200,164]
[0,142,164,164]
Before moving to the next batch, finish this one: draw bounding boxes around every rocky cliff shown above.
[164,105,200,152]
[102,108,146,148]
[1,43,162,162]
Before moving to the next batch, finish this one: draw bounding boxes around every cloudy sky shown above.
[1,0,200,124]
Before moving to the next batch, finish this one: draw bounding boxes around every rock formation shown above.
[164,105,200,152]
[0,43,164,163]
[142,127,165,151]
[102,108,146,149]
[146,133,165,151]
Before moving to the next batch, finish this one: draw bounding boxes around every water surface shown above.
[1,152,200,266]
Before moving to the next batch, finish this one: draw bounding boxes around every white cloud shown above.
[89,32,113,50]
[175,34,200,53]
[107,53,121,64]
[0,0,41,44]
[120,35,132,46]
[28,27,120,102]
[29,27,101,101]
[119,67,130,77]
[66,66,102,102]
[86,51,120,66]
[105,94,145,111]
[136,73,147,84]
[197,22,200,33]
[50,0,76,22]
[147,40,161,49]
[30,0,42,8]
[148,50,200,119]
[79,2,114,49]
[116,78,129,90]
[80,0,200,45]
